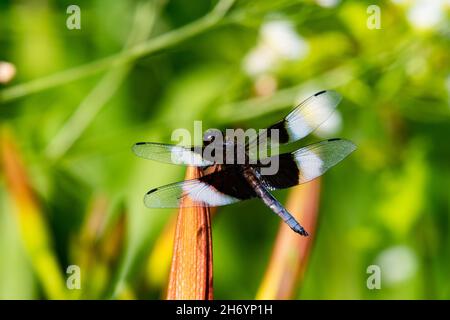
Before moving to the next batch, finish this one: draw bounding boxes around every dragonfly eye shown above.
[203,129,222,146]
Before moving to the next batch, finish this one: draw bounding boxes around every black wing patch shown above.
[256,153,300,190]
[256,139,356,190]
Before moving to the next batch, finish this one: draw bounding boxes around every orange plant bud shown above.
[166,166,213,300]
[0,127,67,299]
[256,179,321,299]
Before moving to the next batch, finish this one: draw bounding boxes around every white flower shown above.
[260,21,308,60]
[243,20,309,76]
[314,110,342,138]
[375,245,418,285]
[243,44,278,76]
[390,0,408,5]
[407,0,447,30]
[0,61,16,84]
[316,0,340,8]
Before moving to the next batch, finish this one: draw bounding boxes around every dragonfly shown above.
[133,90,356,236]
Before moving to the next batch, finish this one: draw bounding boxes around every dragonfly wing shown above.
[132,142,213,166]
[279,90,342,143]
[256,138,356,189]
[247,90,342,153]
[144,166,256,208]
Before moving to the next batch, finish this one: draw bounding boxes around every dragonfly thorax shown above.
[201,138,250,165]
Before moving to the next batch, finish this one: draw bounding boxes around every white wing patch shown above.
[182,181,238,206]
[293,139,356,183]
[294,149,324,182]
[286,116,311,141]
[132,142,213,167]
[170,147,213,166]
[285,90,341,141]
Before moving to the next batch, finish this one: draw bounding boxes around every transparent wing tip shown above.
[132,142,147,157]
[316,90,342,105]
[143,188,166,208]
[327,138,357,157]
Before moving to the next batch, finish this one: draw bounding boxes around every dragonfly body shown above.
[133,90,356,236]
[243,165,308,236]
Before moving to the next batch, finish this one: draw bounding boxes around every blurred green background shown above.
[0,0,449,299]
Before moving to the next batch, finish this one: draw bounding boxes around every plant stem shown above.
[166,167,213,300]
[256,179,321,299]
[0,0,235,103]
[0,127,68,299]
[45,1,159,159]
[215,65,355,123]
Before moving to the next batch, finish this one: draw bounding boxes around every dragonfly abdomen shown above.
[242,166,308,236]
